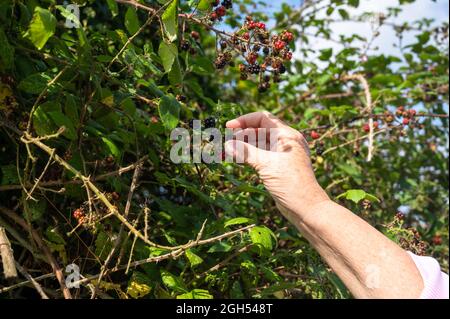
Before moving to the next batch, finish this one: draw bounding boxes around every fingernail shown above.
[226,119,240,128]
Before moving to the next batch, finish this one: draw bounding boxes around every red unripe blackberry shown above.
[284,51,293,61]
[248,21,257,30]
[409,109,417,117]
[216,6,227,17]
[310,131,321,140]
[247,52,258,65]
[274,40,286,50]
[432,235,443,246]
[210,12,218,21]
[363,124,370,133]
[243,32,250,40]
[257,22,266,30]
[403,118,410,125]
[190,31,200,40]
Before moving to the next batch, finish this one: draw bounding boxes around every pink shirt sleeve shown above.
[408,252,449,299]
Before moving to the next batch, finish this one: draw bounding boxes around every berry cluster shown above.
[206,11,295,91]
[188,117,217,130]
[73,208,86,224]
[209,0,233,21]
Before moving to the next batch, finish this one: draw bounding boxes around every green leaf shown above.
[158,41,178,73]
[161,0,178,42]
[160,270,187,293]
[48,111,77,140]
[185,249,203,268]
[0,28,14,70]
[158,95,180,130]
[0,165,19,185]
[177,289,213,299]
[125,7,140,35]
[18,73,51,94]
[207,242,232,253]
[197,0,212,11]
[127,272,152,299]
[25,7,56,50]
[337,189,380,204]
[106,0,119,17]
[250,226,275,253]
[102,137,121,159]
[224,217,252,228]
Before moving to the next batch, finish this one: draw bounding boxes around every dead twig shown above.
[0,227,18,279]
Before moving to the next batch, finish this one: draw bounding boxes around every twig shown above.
[0,155,149,192]
[70,224,256,287]
[0,206,72,299]
[0,273,55,294]
[342,74,374,162]
[0,227,18,279]
[14,262,49,299]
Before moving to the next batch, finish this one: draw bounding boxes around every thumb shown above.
[224,140,266,168]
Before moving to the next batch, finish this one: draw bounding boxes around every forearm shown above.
[280,199,424,298]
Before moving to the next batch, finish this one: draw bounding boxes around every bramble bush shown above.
[0,0,448,299]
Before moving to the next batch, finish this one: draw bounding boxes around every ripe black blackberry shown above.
[222,0,232,9]
[248,64,261,74]
[181,40,190,51]
[279,64,287,74]
[316,146,324,156]
[258,82,270,93]
[263,46,270,55]
[204,117,216,129]
[215,59,227,69]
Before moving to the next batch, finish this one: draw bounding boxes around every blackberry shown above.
[258,82,270,93]
[248,64,261,74]
[279,64,287,74]
[204,117,216,129]
[220,40,228,50]
[240,72,249,80]
[181,40,190,51]
[316,146,324,156]
[176,95,187,103]
[263,46,270,55]
[215,59,227,69]
[222,0,232,9]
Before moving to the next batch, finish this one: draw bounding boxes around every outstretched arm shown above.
[225,111,424,299]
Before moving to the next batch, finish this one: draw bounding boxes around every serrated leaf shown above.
[337,189,380,204]
[25,7,56,50]
[250,226,275,253]
[125,7,140,35]
[224,217,252,228]
[160,270,187,293]
[185,249,203,268]
[177,289,213,299]
[197,0,212,11]
[18,73,51,94]
[161,0,178,42]
[158,41,178,73]
[158,95,180,130]
[127,272,152,299]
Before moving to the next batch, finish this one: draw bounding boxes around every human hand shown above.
[225,112,330,220]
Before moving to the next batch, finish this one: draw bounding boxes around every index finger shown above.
[226,111,286,129]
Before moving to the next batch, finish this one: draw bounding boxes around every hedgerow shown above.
[0,0,448,299]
